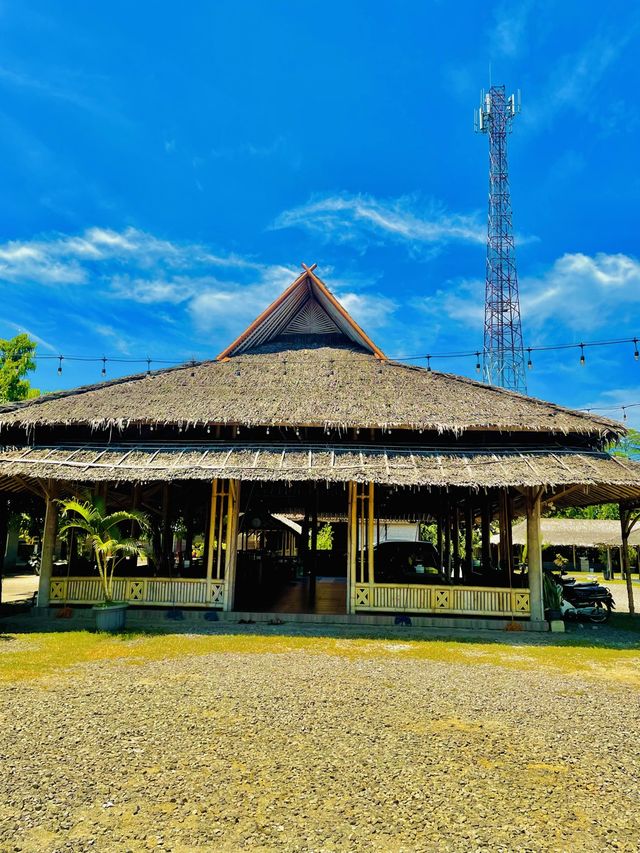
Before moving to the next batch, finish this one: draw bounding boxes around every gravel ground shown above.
[609,581,640,613]
[1,635,639,853]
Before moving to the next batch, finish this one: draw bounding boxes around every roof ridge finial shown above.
[301,262,318,273]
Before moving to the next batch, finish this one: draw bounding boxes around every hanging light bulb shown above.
[579,343,586,366]
[101,357,107,377]
[146,358,152,376]
[527,348,533,370]
[475,352,481,374]
[634,338,639,361]
[623,407,628,421]
[57,356,63,375]
[207,425,211,434]
[426,355,431,372]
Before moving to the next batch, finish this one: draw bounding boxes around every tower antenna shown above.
[475,85,527,394]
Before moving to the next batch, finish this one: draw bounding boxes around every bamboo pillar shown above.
[309,485,318,605]
[205,479,218,597]
[347,482,357,614]
[481,495,491,572]
[452,504,460,580]
[526,488,544,622]
[0,495,8,605]
[368,482,375,585]
[606,547,612,580]
[436,513,443,572]
[444,499,451,581]
[222,479,241,611]
[504,491,514,578]
[38,489,58,608]
[620,507,636,615]
[161,483,172,574]
[465,500,473,580]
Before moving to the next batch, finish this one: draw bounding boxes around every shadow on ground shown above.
[1,605,638,649]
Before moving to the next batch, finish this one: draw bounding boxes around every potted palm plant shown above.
[543,572,564,625]
[58,496,151,631]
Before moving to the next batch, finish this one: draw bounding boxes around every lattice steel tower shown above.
[475,85,527,394]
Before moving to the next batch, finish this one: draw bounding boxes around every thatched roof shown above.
[505,518,640,548]
[1,443,639,505]
[0,343,622,439]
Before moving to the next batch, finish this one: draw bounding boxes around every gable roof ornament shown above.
[216,264,386,360]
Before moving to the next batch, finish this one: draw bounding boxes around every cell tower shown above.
[475,85,527,394]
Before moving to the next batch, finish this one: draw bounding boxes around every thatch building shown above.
[1,265,639,625]
[502,517,640,576]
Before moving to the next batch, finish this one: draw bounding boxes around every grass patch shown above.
[1,630,639,688]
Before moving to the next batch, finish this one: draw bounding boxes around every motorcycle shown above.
[551,571,615,623]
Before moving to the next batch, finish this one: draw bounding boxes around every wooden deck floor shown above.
[261,577,346,615]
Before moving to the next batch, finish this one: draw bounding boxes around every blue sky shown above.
[1,1,640,425]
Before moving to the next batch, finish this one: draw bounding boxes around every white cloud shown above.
[188,266,299,332]
[413,252,640,339]
[524,31,635,131]
[338,292,398,331]
[490,0,534,58]
[272,193,487,254]
[0,226,272,287]
[521,252,640,330]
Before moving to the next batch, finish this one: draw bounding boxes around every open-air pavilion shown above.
[1,265,640,627]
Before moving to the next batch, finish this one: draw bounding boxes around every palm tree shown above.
[57,497,151,604]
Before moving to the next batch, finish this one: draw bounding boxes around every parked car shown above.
[372,540,442,584]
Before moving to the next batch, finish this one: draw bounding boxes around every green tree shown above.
[58,497,150,603]
[0,333,39,402]
[610,428,640,461]
[315,523,333,550]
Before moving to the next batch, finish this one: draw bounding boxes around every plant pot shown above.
[93,603,128,632]
[545,608,563,622]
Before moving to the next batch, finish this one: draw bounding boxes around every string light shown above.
[426,355,431,372]
[527,348,533,370]
[475,352,481,374]
[623,407,628,421]
[146,358,151,376]
[57,356,63,375]
[30,333,640,371]
[579,343,586,366]
[101,357,107,377]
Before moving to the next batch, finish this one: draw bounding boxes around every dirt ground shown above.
[0,630,639,852]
